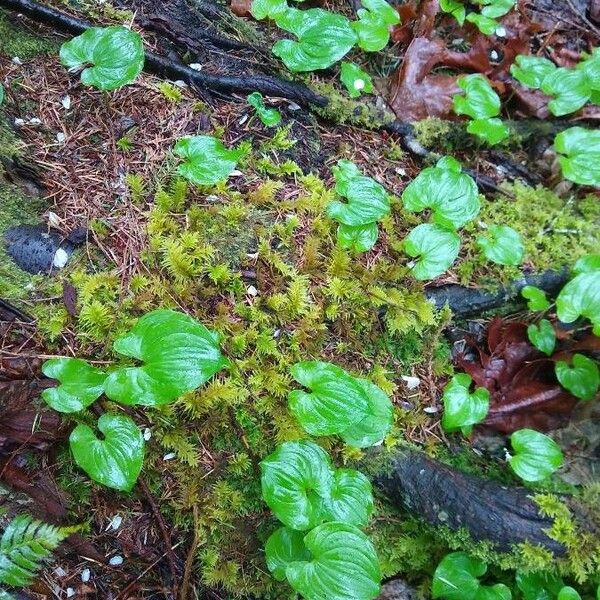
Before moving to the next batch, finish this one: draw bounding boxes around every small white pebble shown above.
[246,252,259,260]
[451,38,464,46]
[238,114,249,126]
[205,194,219,203]
[173,80,188,88]
[423,406,439,414]
[353,79,365,91]
[56,132,66,143]
[395,167,406,176]
[107,515,123,531]
[81,568,91,583]
[47,211,61,227]
[189,63,202,71]
[495,26,507,37]
[490,50,500,61]
[109,555,124,567]
[229,170,243,177]
[11,56,23,65]
[273,328,281,338]
[66,587,75,598]
[52,247,69,269]
[14,118,25,126]
[247,285,258,297]
[54,567,67,577]
[401,375,420,390]
[143,428,152,441]
[29,117,42,125]
[287,102,301,111]
[61,95,71,109]
[163,452,176,461]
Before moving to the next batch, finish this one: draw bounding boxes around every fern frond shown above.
[0,515,79,588]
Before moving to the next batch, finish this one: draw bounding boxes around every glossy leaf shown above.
[260,440,333,530]
[265,527,311,581]
[41,358,107,413]
[273,8,357,72]
[337,222,379,253]
[174,136,245,186]
[454,75,501,120]
[521,285,551,311]
[574,254,600,274]
[555,353,599,400]
[70,413,144,492]
[477,224,524,266]
[432,552,486,600]
[541,68,591,116]
[351,0,399,52]
[251,0,288,19]
[360,0,400,26]
[556,269,600,334]
[440,0,466,24]
[285,522,381,600]
[405,223,461,281]
[467,118,509,145]
[466,13,499,35]
[340,379,393,447]
[511,55,556,89]
[508,429,563,482]
[328,160,390,226]
[527,319,556,356]
[516,570,564,600]
[558,587,582,600]
[340,62,374,98]
[478,0,516,18]
[441,373,490,435]
[553,127,600,187]
[579,48,600,90]
[60,26,144,91]
[247,92,282,127]
[104,309,228,407]
[401,156,480,229]
[323,469,374,527]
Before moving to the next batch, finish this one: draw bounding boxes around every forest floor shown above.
[0,0,599,599]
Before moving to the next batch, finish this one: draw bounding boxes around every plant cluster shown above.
[440,0,516,34]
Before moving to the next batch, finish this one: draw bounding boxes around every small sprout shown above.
[521,285,551,311]
[340,62,374,98]
[476,224,524,266]
[527,319,556,356]
[507,429,563,482]
[555,353,600,400]
[441,373,490,435]
[247,91,282,127]
[553,126,600,187]
[404,223,461,281]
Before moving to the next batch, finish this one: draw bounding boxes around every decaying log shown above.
[374,449,566,554]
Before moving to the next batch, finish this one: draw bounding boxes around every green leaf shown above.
[465,13,499,35]
[260,440,333,530]
[432,552,486,600]
[555,353,599,400]
[521,285,551,311]
[558,587,582,600]
[527,319,556,356]
[475,585,512,600]
[477,224,524,266]
[350,0,399,52]
[467,117,509,145]
[553,127,600,187]
[41,358,107,413]
[578,48,600,90]
[510,55,557,89]
[247,92,282,127]
[322,469,374,527]
[340,62,374,98]
[440,0,466,24]
[359,0,400,25]
[265,527,311,581]
[288,361,369,436]
[542,68,591,116]
[174,136,245,186]
[273,8,357,72]
[479,0,515,19]
[508,429,563,482]
[441,373,490,434]
[70,413,144,491]
[60,26,144,91]
[401,156,480,229]
[0,515,79,588]
[0,83,4,106]
[285,522,381,600]
[574,254,600,274]
[251,0,288,19]
[405,223,461,281]
[454,74,501,120]
[516,570,564,600]
[556,269,600,334]
[327,160,390,226]
[337,222,379,253]
[340,379,393,447]
[104,309,228,407]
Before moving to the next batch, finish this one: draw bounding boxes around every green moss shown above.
[0,10,59,59]
[413,117,452,149]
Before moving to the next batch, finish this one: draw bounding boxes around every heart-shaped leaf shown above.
[574,254,600,274]
[440,0,466,24]
[285,522,381,600]
[555,353,599,400]
[323,469,374,527]
[339,379,393,447]
[542,68,591,116]
[516,570,564,600]
[104,309,228,407]
[352,0,399,52]
[441,373,490,435]
[401,157,480,229]
[579,48,600,90]
[70,413,144,491]
[261,440,333,530]
[251,0,288,19]
[466,12,499,35]
[174,136,245,186]
[556,268,600,334]
[247,92,282,127]
[508,429,563,482]
[42,358,107,413]
[527,319,556,356]
[467,118,509,145]
[521,285,551,311]
[288,361,369,436]
[265,527,311,581]
[337,222,379,253]
[432,552,486,599]
[558,587,582,600]
[477,224,524,266]
[60,26,144,91]
[340,62,374,98]
[511,55,557,89]
[272,8,357,72]
[553,127,600,187]
[360,0,400,26]
[327,160,391,226]
[479,0,515,18]
[454,75,501,120]
[405,223,461,281]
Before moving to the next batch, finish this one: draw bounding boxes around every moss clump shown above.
[0,10,59,59]
[413,117,453,149]
[456,182,600,288]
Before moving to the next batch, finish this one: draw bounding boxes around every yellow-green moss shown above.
[413,117,453,150]
[0,10,59,58]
